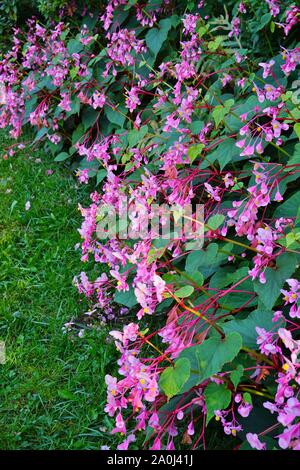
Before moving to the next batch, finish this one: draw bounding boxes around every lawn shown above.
[0,131,117,449]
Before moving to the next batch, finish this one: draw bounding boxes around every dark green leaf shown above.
[54,152,70,162]
[254,253,298,309]
[223,310,284,348]
[204,382,231,424]
[146,16,178,57]
[177,332,242,393]
[114,287,137,308]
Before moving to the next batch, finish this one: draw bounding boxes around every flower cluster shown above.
[1,0,300,451]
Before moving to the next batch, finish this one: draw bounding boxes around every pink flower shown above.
[223,173,234,188]
[281,48,300,76]
[265,0,280,17]
[236,138,246,148]
[256,327,280,356]
[281,279,300,318]
[125,86,141,113]
[274,190,283,202]
[238,402,253,418]
[117,434,135,450]
[256,141,264,154]
[228,18,240,38]
[283,6,300,36]
[163,113,180,132]
[278,398,300,427]
[153,274,166,302]
[258,60,275,78]
[238,2,247,14]
[239,125,250,136]
[240,144,255,156]
[92,91,106,109]
[110,268,129,292]
[277,422,300,450]
[182,14,199,34]
[58,92,71,112]
[148,413,159,429]
[237,77,246,87]
[187,420,195,436]
[253,84,265,103]
[112,412,126,435]
[246,433,266,450]
[150,438,161,450]
[278,328,297,351]
[259,271,266,284]
[221,73,232,87]
[76,169,89,184]
[204,182,221,202]
[123,323,139,343]
[271,120,289,138]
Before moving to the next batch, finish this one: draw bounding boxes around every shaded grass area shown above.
[0,132,117,449]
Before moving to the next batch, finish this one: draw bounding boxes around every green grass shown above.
[0,132,117,449]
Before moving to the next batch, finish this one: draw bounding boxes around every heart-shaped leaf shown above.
[177,332,242,393]
[204,383,231,424]
[159,358,191,399]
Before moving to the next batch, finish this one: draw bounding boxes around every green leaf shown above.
[223,310,284,348]
[243,392,252,405]
[145,16,178,57]
[185,242,231,277]
[273,191,300,219]
[202,138,240,170]
[210,267,249,290]
[159,358,191,399]
[188,144,205,163]
[96,169,107,185]
[204,383,231,424]
[128,125,148,148]
[212,105,226,128]
[71,124,85,145]
[254,253,298,310]
[147,246,168,264]
[294,122,300,140]
[207,36,223,51]
[67,39,83,55]
[230,365,244,389]
[114,287,137,308]
[32,127,48,144]
[174,285,194,298]
[177,332,242,393]
[212,100,234,128]
[82,107,98,131]
[197,25,208,37]
[206,214,225,231]
[66,97,80,117]
[70,67,79,80]
[191,271,204,287]
[285,231,300,248]
[286,143,300,168]
[105,106,126,127]
[147,239,170,264]
[190,120,204,133]
[251,12,271,33]
[54,152,70,162]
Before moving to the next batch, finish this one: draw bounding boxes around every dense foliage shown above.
[1,0,300,451]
